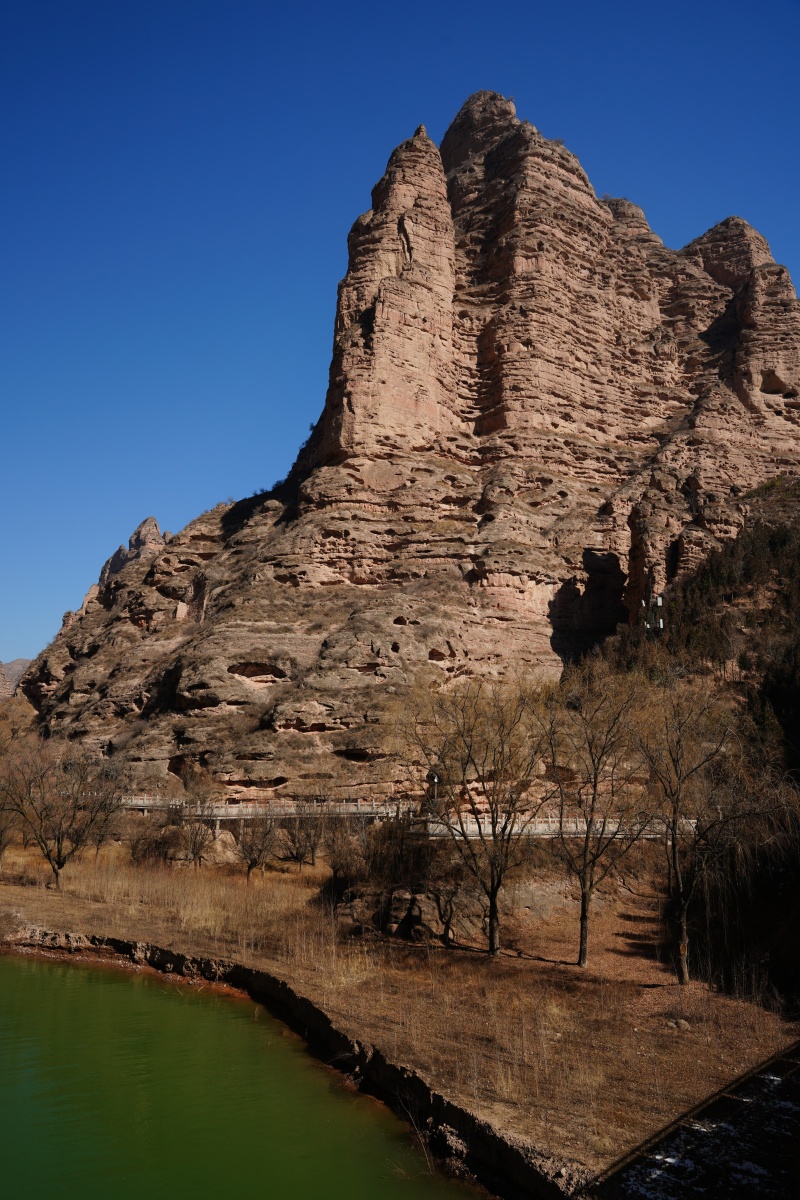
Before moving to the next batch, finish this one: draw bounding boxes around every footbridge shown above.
[120,798,668,839]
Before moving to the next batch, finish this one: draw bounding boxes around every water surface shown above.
[0,953,480,1199]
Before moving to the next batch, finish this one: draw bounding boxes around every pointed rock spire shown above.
[684,216,773,289]
[440,90,519,173]
[99,517,165,586]
[312,122,457,463]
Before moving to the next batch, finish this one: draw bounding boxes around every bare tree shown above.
[179,769,217,868]
[0,702,28,870]
[408,679,551,956]
[180,805,216,868]
[538,659,649,967]
[302,798,328,868]
[0,801,17,874]
[428,842,468,948]
[638,680,735,984]
[282,799,327,871]
[321,811,376,907]
[88,803,123,861]
[324,814,361,891]
[128,812,185,865]
[235,814,279,882]
[0,738,122,888]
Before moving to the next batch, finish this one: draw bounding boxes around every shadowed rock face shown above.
[21,92,800,800]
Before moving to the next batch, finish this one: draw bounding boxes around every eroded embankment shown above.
[2,926,587,1200]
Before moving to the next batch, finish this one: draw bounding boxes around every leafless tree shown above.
[427,842,468,948]
[407,679,551,956]
[638,680,736,984]
[0,802,17,874]
[537,659,649,967]
[178,769,217,868]
[88,804,123,861]
[282,799,327,871]
[0,715,19,870]
[323,813,366,895]
[324,816,353,885]
[180,807,215,868]
[0,738,123,888]
[235,814,279,882]
[128,813,185,865]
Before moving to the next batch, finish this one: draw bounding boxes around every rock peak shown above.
[20,93,800,804]
[98,516,166,586]
[683,216,773,289]
[440,90,518,173]
[129,516,163,551]
[457,89,516,117]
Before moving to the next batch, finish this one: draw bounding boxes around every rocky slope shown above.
[20,92,800,800]
[0,659,31,699]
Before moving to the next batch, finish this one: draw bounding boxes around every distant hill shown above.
[0,659,31,698]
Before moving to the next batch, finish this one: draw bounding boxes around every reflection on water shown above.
[0,953,479,1200]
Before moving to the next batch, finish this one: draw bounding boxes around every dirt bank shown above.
[2,923,582,1200]
[2,854,797,1188]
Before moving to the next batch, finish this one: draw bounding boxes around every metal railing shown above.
[120,796,415,821]
[426,813,693,840]
[120,797,686,840]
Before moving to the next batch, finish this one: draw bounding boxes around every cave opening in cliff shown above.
[548,550,628,663]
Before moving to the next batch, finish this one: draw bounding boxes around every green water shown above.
[0,953,480,1200]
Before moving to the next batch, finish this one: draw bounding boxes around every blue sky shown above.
[2,0,799,662]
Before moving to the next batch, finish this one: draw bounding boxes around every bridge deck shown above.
[120,798,668,839]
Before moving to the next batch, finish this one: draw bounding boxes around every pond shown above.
[0,952,482,1199]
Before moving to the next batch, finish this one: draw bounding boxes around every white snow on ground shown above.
[594,1054,800,1199]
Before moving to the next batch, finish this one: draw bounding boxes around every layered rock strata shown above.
[0,659,30,699]
[21,92,800,800]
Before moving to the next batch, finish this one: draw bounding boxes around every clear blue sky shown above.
[2,0,799,662]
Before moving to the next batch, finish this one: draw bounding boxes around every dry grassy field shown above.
[1,841,797,1174]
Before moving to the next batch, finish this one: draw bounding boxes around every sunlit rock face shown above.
[0,659,30,698]
[21,92,800,800]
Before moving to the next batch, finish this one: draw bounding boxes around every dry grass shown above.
[1,841,797,1175]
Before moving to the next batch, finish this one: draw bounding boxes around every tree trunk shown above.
[578,888,591,967]
[52,863,61,890]
[676,906,690,985]
[488,894,501,956]
[246,863,254,885]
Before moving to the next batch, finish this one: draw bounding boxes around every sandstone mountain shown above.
[0,659,31,699]
[20,92,800,801]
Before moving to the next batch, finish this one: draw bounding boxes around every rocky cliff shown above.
[0,659,31,699]
[21,92,800,800]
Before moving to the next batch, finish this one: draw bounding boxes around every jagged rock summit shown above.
[21,92,800,800]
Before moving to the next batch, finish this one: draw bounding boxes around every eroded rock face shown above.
[99,517,166,587]
[0,659,31,698]
[21,92,800,800]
